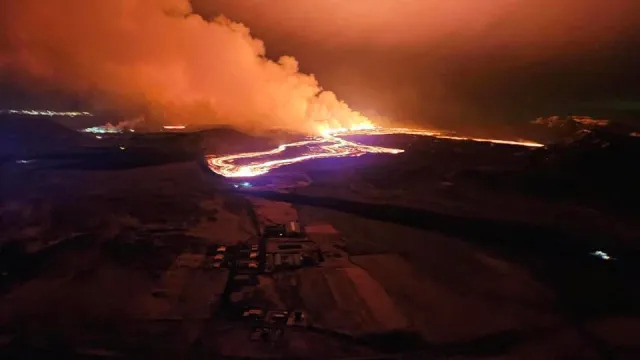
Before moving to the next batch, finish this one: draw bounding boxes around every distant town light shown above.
[82,122,137,134]
[2,109,93,117]
[82,125,121,134]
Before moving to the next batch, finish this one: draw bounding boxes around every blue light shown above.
[242,182,252,187]
[590,250,614,261]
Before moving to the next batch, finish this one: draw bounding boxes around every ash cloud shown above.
[193,0,640,133]
[0,0,369,134]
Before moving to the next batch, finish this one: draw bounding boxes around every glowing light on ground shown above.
[1,109,92,117]
[82,123,137,134]
[207,126,543,178]
[82,125,122,134]
[163,125,186,130]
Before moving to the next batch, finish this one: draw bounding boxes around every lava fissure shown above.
[206,127,543,177]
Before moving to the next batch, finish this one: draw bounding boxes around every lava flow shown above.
[206,127,543,178]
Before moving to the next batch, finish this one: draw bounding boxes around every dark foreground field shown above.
[245,132,640,358]
[2,116,640,358]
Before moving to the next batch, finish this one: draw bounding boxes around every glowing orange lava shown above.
[163,125,186,130]
[206,127,543,178]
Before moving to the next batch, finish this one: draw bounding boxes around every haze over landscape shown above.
[0,0,373,134]
[1,0,639,135]
[194,0,640,134]
[2,1,640,358]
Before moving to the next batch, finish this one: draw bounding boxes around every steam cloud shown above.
[0,0,370,134]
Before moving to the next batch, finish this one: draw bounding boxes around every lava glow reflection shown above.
[207,127,543,178]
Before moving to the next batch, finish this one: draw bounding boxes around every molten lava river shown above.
[206,127,543,178]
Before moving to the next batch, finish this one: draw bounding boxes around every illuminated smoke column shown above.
[207,127,543,177]
[0,0,373,134]
[81,118,143,134]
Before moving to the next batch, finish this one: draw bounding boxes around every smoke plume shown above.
[0,0,370,134]
[193,0,640,134]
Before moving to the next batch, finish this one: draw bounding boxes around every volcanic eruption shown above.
[206,126,543,178]
[1,0,545,178]
[0,0,374,134]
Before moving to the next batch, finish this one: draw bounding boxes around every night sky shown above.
[193,0,640,133]
[1,0,639,135]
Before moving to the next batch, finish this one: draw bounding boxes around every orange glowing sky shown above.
[1,0,640,136]
[193,0,640,134]
[194,0,637,49]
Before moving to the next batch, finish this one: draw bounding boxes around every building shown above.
[263,221,304,238]
[264,236,320,272]
[284,221,303,237]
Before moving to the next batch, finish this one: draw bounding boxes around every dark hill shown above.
[0,115,94,159]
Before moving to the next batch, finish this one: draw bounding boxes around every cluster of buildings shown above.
[226,221,321,306]
[145,216,327,344]
[263,221,321,272]
[220,221,319,342]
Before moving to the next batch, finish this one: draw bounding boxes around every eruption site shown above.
[0,0,372,134]
[207,126,543,178]
[2,0,544,179]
